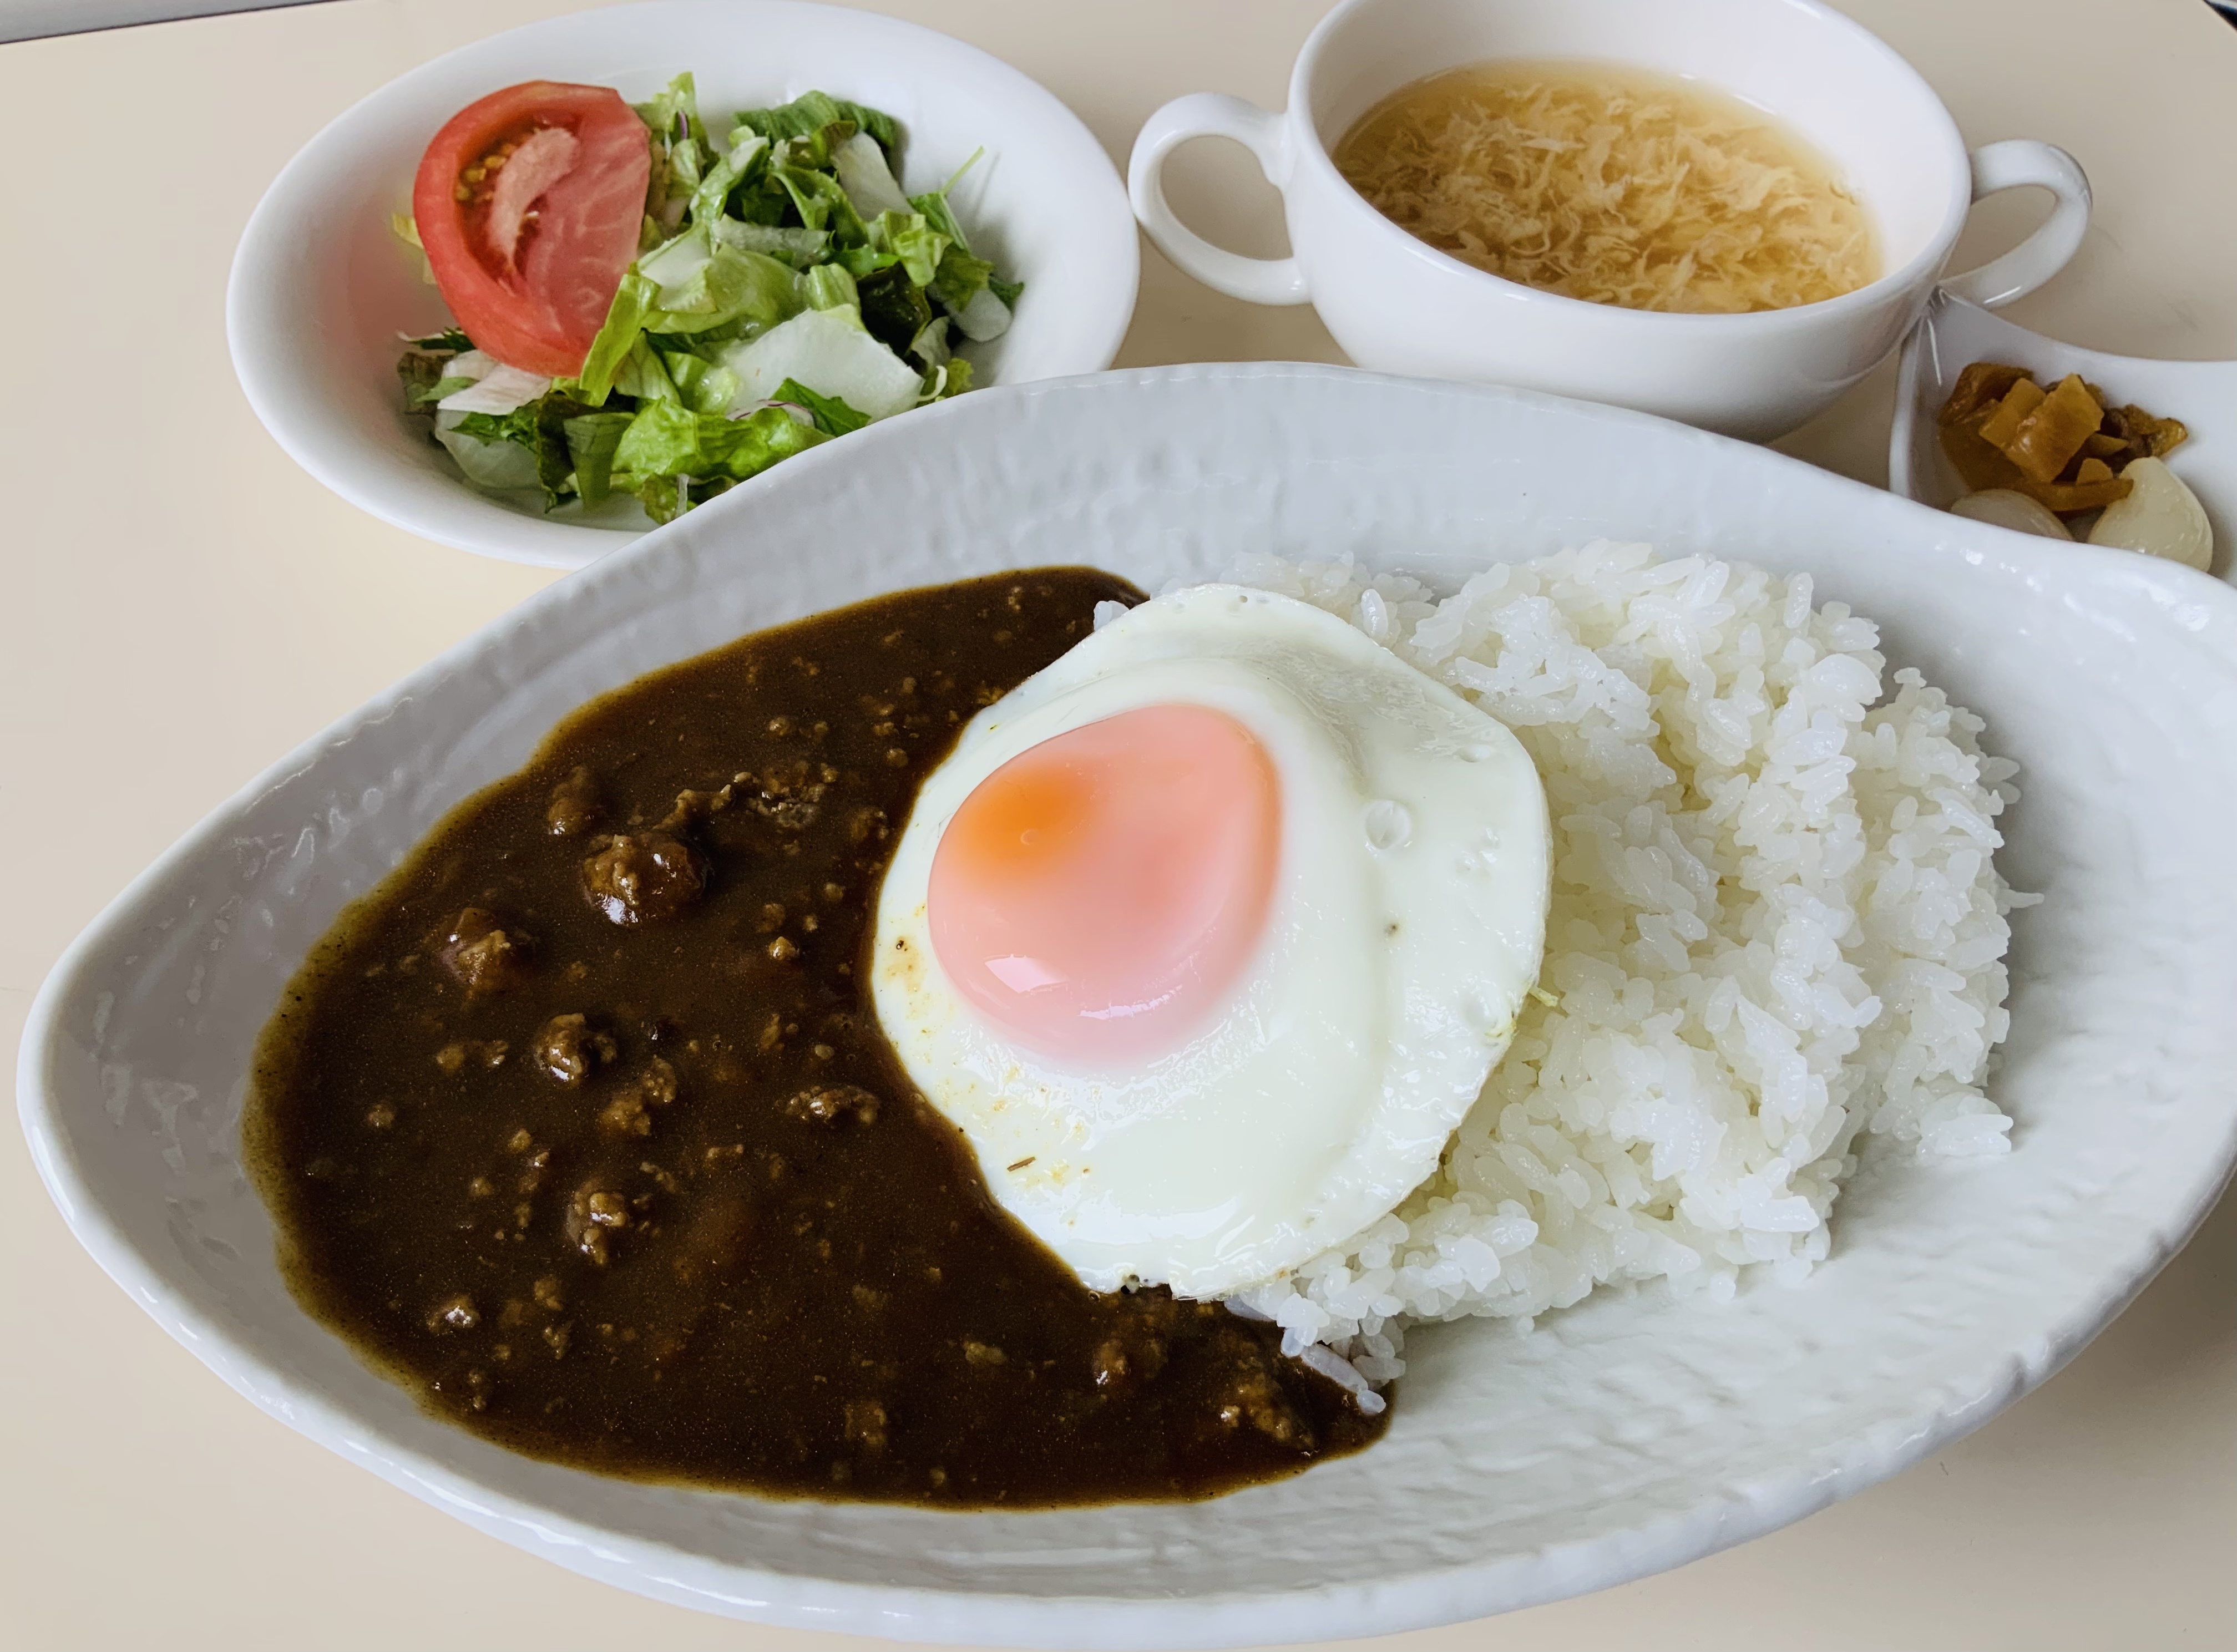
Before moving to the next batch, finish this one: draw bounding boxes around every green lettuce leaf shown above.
[634,72,708,149]
[772,160,866,242]
[866,210,949,287]
[450,404,537,448]
[406,374,477,409]
[906,315,950,371]
[442,393,591,507]
[712,218,831,267]
[576,270,658,405]
[773,377,872,436]
[908,190,968,250]
[835,243,899,280]
[634,226,800,336]
[800,262,859,313]
[390,212,437,285]
[925,356,974,399]
[908,187,1021,311]
[687,131,768,229]
[661,349,740,414]
[613,399,828,487]
[733,90,899,154]
[563,412,633,508]
[434,423,540,493]
[855,262,932,354]
[613,336,679,402]
[929,244,996,313]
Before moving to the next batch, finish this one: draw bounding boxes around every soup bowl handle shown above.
[1940,140,2092,310]
[1128,94,1311,306]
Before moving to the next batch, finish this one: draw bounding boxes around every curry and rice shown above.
[247,543,2025,1507]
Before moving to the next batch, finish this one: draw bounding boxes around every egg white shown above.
[872,584,1550,1298]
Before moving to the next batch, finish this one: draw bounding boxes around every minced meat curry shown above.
[246,568,1385,1507]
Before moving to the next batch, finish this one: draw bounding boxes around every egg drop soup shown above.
[1332,60,1879,315]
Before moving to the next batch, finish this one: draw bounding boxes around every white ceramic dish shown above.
[1891,290,2234,579]
[226,0,1140,571]
[23,364,2237,1646]
[1128,0,2089,440]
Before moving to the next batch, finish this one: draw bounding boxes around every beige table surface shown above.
[5,1,2236,1647]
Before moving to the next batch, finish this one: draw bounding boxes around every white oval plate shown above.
[226,0,1140,570]
[1890,290,2234,579]
[21,365,2237,1645]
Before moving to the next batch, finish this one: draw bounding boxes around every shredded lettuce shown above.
[855,263,932,354]
[713,219,831,266]
[734,90,899,153]
[640,231,800,335]
[613,399,827,484]
[563,412,633,508]
[635,72,708,149]
[907,315,952,371]
[775,378,873,436]
[400,78,1020,519]
[576,270,657,405]
[661,349,740,414]
[801,263,859,313]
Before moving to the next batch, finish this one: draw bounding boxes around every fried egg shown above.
[872,584,1550,1298]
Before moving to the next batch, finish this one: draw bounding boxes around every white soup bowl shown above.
[1130,0,2089,440]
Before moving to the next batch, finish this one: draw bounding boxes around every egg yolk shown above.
[927,704,1280,1065]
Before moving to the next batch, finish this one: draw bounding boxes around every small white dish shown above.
[22,365,2237,1645]
[226,0,1140,570]
[1891,290,2233,580]
[1128,0,2089,440]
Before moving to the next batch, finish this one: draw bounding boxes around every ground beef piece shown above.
[533,1014,616,1085]
[1209,1332,1313,1451]
[1090,1295,1178,1396]
[787,1084,880,1125]
[545,766,603,837]
[425,1294,480,1332]
[581,833,707,925]
[598,1057,681,1137]
[438,909,530,994]
[434,1038,509,1073]
[565,1184,632,1265]
[598,1093,652,1137]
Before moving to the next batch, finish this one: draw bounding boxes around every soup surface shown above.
[247,568,1384,1508]
[1333,59,1877,314]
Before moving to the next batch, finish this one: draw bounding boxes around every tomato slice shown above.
[412,81,650,378]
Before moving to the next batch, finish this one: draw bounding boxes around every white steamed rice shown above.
[1209,542,2033,1394]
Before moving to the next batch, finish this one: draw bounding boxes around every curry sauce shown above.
[246,567,1385,1507]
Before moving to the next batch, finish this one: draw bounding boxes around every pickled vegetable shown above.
[1935,361,2195,524]
[2088,458,2213,572]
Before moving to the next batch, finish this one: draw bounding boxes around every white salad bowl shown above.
[22,364,2237,1645]
[1891,290,2235,580]
[226,0,1140,570]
